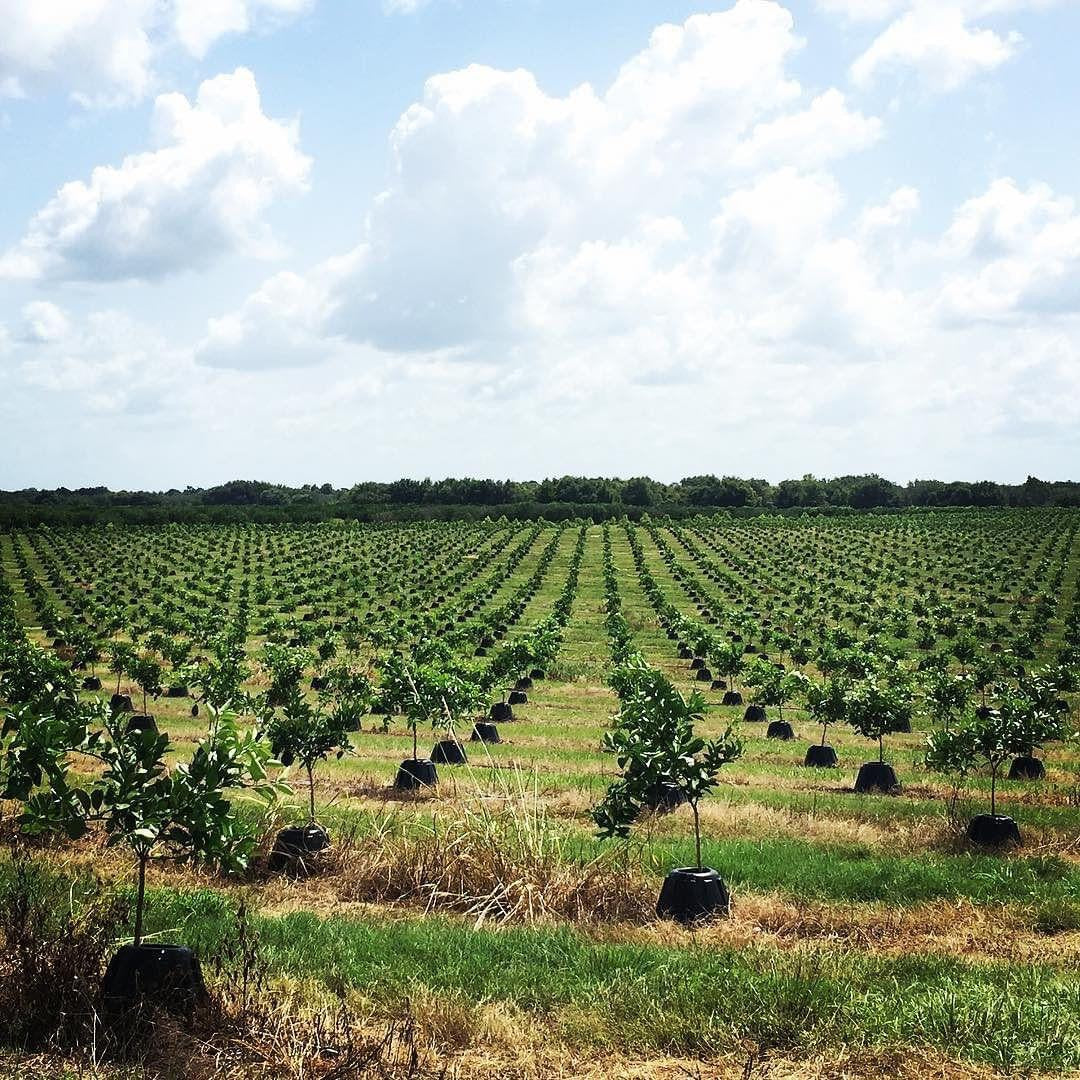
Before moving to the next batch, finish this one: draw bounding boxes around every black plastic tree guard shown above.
[967,814,1021,848]
[854,762,900,794]
[656,867,730,925]
[395,758,438,790]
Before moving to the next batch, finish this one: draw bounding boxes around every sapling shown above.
[922,664,971,730]
[925,707,1014,826]
[846,668,914,765]
[709,640,745,696]
[7,701,279,946]
[744,658,809,724]
[107,642,135,697]
[261,644,313,707]
[132,655,163,716]
[263,687,353,823]
[923,690,1070,845]
[593,667,742,872]
[805,674,850,747]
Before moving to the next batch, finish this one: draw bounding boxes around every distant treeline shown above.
[1,474,1079,526]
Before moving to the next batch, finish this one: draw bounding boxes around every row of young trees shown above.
[2,512,1078,955]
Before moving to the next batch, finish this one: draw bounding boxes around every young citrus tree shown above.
[922,687,1071,846]
[744,657,809,726]
[709,640,745,703]
[6,701,278,946]
[804,674,849,766]
[593,666,742,922]
[846,663,915,793]
[263,687,353,824]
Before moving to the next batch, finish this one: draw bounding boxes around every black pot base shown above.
[804,744,838,768]
[269,823,330,872]
[1008,756,1045,781]
[854,762,900,794]
[395,758,438,790]
[968,814,1021,848]
[432,739,468,765]
[766,721,794,741]
[102,944,206,1012]
[656,867,730,925]
[471,722,501,744]
[641,782,685,812]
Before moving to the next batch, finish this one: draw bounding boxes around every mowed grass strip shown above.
[132,883,1080,1074]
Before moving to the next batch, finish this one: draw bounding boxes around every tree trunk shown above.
[878,733,884,764]
[692,801,702,870]
[307,764,316,822]
[990,762,998,818]
[134,852,147,947]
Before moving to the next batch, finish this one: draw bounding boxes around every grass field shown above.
[1,512,1079,1078]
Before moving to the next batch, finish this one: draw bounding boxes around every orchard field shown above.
[1,509,1079,1079]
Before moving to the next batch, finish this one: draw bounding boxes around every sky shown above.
[1,0,1079,490]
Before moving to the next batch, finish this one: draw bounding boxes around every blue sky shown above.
[1,0,1078,489]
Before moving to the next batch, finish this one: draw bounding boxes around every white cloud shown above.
[819,0,1065,23]
[196,268,338,369]
[7,0,1066,483]
[828,0,1072,94]
[0,69,311,283]
[197,1,897,383]
[0,0,314,105]
[859,186,921,237]
[936,178,1080,323]
[214,1,879,366]
[851,5,1020,91]
[731,89,882,171]
[21,301,71,344]
[172,0,314,59]
[12,304,192,415]
[0,0,156,106]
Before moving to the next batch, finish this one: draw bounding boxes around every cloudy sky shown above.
[1,0,1078,489]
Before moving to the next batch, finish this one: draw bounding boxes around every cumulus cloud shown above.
[0,0,314,105]
[179,0,1080,478]
[4,0,1078,483]
[196,268,339,369]
[936,179,1080,323]
[172,0,314,59]
[823,0,1071,93]
[204,1,882,369]
[11,303,192,415]
[0,69,311,283]
[851,6,1020,91]
[20,301,71,344]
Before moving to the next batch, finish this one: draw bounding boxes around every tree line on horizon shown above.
[1,473,1079,527]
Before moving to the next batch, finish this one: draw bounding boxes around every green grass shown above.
[131,882,1080,1073]
[300,798,1080,909]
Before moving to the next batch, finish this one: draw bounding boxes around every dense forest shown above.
[1,474,1078,526]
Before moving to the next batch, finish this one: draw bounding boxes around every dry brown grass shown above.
[324,790,654,927]
[1,1037,1065,1080]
